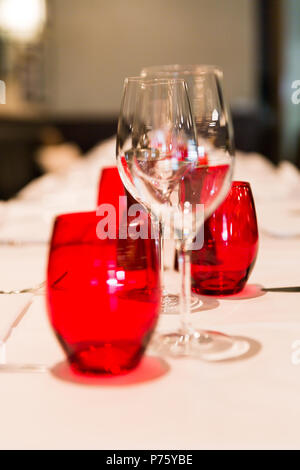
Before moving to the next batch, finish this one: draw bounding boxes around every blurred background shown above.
[0,0,299,199]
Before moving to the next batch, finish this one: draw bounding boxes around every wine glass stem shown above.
[177,242,192,335]
[158,220,166,293]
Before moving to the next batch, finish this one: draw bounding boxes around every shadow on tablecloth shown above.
[50,355,170,387]
[205,335,262,364]
[197,284,266,301]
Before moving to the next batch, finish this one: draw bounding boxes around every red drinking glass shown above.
[97,166,144,224]
[97,166,125,207]
[47,211,160,375]
[191,181,259,295]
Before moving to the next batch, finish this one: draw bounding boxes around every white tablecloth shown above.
[0,232,299,450]
[0,138,299,449]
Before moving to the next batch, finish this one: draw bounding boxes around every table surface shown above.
[0,233,299,450]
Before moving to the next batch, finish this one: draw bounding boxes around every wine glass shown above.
[116,77,236,358]
[141,65,234,311]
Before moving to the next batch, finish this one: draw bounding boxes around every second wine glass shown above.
[117,77,235,358]
[141,65,235,312]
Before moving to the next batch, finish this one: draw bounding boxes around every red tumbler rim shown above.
[232,181,251,188]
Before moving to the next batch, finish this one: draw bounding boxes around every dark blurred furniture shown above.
[53,118,117,154]
[0,116,117,199]
[0,110,284,199]
[232,105,279,164]
[0,118,43,199]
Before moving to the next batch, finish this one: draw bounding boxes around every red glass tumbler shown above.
[47,211,160,375]
[191,181,258,295]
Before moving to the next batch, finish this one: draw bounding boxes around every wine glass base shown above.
[161,293,180,312]
[150,329,248,360]
[161,293,201,313]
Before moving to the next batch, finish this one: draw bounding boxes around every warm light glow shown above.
[212,109,219,121]
[0,0,46,41]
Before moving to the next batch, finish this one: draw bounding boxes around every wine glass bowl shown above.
[117,78,198,211]
[141,65,234,219]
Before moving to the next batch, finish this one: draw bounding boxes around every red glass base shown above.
[59,337,149,375]
[191,268,252,296]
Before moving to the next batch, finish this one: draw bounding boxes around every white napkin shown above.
[234,152,300,237]
[0,201,52,244]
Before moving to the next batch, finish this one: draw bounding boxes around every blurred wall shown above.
[280,0,300,163]
[47,0,258,116]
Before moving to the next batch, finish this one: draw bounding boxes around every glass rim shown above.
[140,64,223,77]
[124,76,187,86]
[54,210,97,223]
[232,181,251,188]
[100,165,118,172]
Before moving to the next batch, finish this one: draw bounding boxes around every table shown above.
[0,233,299,450]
